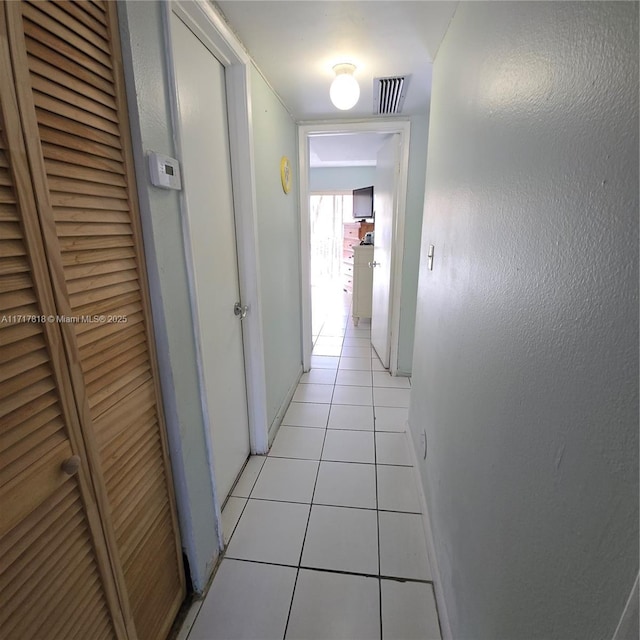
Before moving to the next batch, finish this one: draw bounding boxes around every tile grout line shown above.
[239,494,421,515]
[373,375,384,640]
[283,366,334,640]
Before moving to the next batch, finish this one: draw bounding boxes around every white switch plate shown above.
[148,151,182,190]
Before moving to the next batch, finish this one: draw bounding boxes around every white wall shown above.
[250,65,303,434]
[309,166,376,192]
[117,1,219,591]
[411,2,638,639]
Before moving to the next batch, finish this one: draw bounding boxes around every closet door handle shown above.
[61,455,81,476]
[368,261,379,268]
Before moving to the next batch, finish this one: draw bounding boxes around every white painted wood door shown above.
[371,134,400,368]
[171,14,250,501]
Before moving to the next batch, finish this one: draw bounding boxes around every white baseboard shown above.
[268,366,303,446]
[405,421,453,640]
[612,573,639,640]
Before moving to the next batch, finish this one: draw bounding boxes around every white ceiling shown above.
[309,132,391,167]
[215,1,458,122]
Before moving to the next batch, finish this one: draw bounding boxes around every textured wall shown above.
[410,2,638,638]
[250,65,303,432]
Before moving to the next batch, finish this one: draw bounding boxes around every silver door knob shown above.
[368,261,380,268]
[234,302,248,319]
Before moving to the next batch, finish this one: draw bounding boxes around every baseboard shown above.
[405,420,453,640]
[612,573,639,640]
[268,365,303,446]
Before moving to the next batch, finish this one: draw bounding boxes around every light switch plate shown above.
[427,244,435,271]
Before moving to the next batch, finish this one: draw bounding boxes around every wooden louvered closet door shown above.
[2,1,186,639]
[0,7,127,639]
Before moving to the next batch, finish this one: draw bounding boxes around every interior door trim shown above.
[298,120,411,375]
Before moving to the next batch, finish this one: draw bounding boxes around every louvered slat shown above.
[16,2,186,638]
[0,8,121,635]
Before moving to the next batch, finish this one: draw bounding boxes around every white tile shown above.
[374,407,408,432]
[292,383,334,404]
[378,511,432,580]
[322,430,375,464]
[226,499,310,565]
[300,369,337,385]
[230,456,266,498]
[341,346,371,358]
[314,336,344,348]
[221,497,247,544]
[319,328,345,338]
[374,387,411,408]
[335,370,372,387]
[347,319,370,330]
[339,356,372,371]
[375,432,412,466]
[345,329,371,339]
[343,337,370,347]
[373,371,411,388]
[189,559,297,640]
[372,358,387,372]
[269,426,325,460]
[315,336,344,347]
[320,324,347,336]
[302,505,378,575]
[331,384,373,406]
[310,355,340,369]
[313,461,377,509]
[312,344,342,357]
[282,402,330,428]
[328,404,374,431]
[251,457,319,503]
[381,580,442,640]
[286,570,380,640]
[377,465,421,513]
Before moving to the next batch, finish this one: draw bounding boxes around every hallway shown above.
[178,291,442,639]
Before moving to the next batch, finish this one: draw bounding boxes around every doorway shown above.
[309,191,353,338]
[299,122,411,375]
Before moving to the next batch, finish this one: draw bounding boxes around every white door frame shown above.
[298,120,411,374]
[164,1,269,460]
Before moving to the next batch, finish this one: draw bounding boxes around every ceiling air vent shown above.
[373,75,409,115]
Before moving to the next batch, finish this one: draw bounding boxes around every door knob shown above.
[234,302,248,319]
[61,455,81,476]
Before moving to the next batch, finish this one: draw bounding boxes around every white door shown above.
[371,134,400,368]
[171,15,250,501]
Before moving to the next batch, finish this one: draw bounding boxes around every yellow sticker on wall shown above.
[280,156,292,194]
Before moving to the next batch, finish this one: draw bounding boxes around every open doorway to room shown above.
[299,122,411,373]
[309,191,353,340]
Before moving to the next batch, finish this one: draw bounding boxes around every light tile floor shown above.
[182,291,442,640]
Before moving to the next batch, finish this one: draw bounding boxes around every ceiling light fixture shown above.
[330,63,360,110]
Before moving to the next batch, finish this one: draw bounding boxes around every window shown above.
[309,192,352,287]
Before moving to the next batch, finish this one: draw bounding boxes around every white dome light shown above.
[330,63,360,110]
